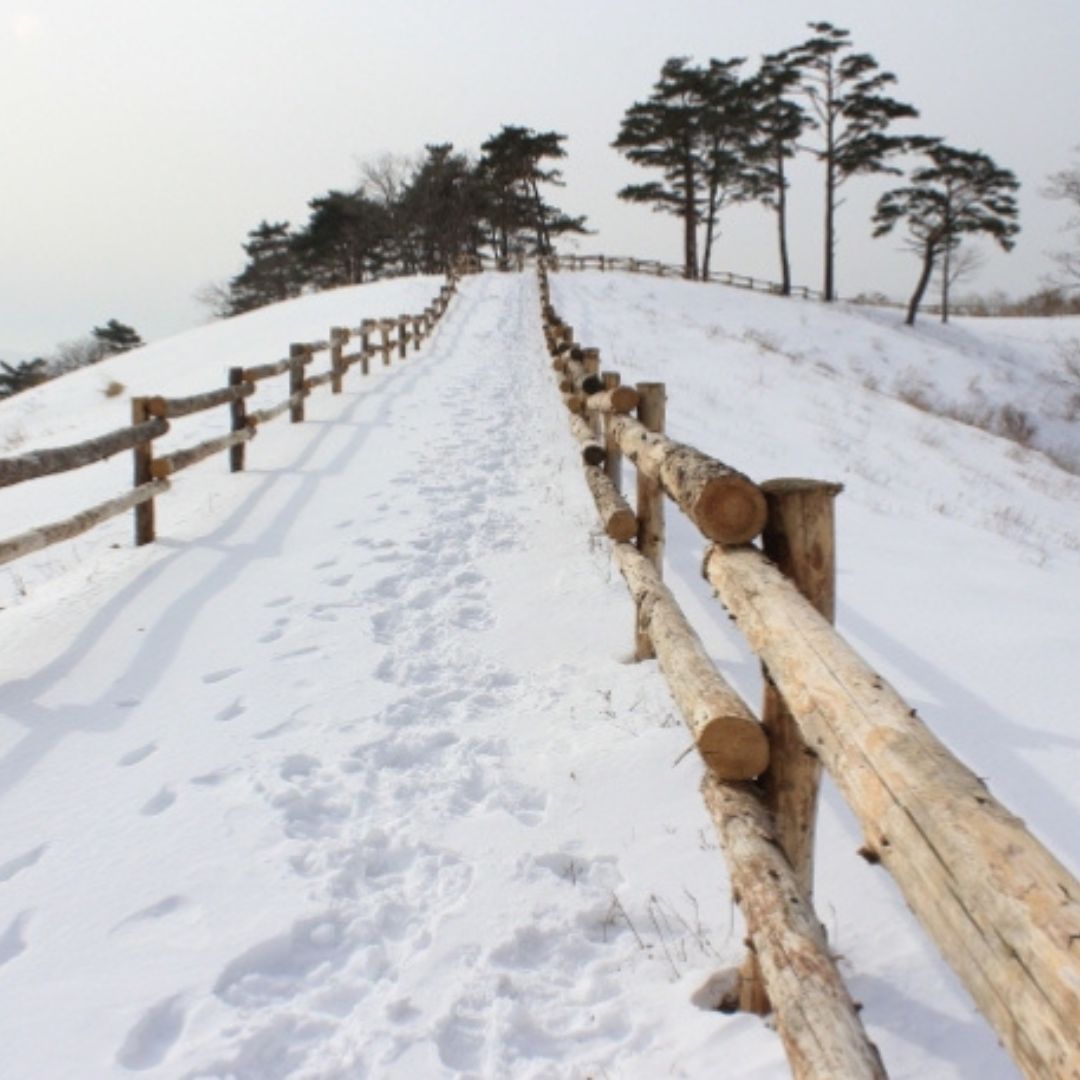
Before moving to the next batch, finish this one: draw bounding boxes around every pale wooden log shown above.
[702,776,887,1080]
[150,428,253,478]
[568,414,606,467]
[0,418,168,488]
[412,316,422,350]
[634,383,666,660]
[0,480,171,568]
[397,316,408,359]
[243,357,291,382]
[379,323,392,366]
[740,478,841,1015]
[585,385,639,415]
[613,542,768,779]
[583,468,637,542]
[228,367,248,474]
[248,393,302,427]
[609,413,767,545]
[132,398,156,546]
[330,327,346,394]
[289,345,306,422]
[145,383,253,420]
[601,373,623,491]
[704,543,1080,1079]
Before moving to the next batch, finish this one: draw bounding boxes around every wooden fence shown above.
[552,253,995,316]
[537,259,1080,1080]
[0,275,460,567]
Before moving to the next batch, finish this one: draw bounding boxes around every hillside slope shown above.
[1,272,1077,1078]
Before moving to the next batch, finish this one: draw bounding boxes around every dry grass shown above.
[102,380,126,399]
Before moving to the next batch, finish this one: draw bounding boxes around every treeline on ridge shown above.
[215,126,587,317]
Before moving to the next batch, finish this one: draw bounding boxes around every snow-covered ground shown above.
[1,271,1078,1078]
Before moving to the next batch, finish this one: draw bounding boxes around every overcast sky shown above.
[5,0,1080,355]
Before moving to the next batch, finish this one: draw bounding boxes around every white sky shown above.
[4,0,1080,354]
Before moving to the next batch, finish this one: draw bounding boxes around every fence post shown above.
[397,316,408,359]
[330,327,345,393]
[228,367,248,472]
[412,315,422,351]
[379,322,392,367]
[132,398,156,546]
[289,344,306,422]
[602,372,622,491]
[582,348,602,438]
[634,382,666,661]
[360,320,373,376]
[737,477,842,1015]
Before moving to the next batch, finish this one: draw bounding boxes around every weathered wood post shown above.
[738,477,842,1015]
[360,320,373,376]
[393,316,405,359]
[379,322,392,367]
[132,398,156,546]
[411,315,422,351]
[330,327,346,393]
[602,372,622,491]
[228,367,248,473]
[289,344,306,422]
[634,382,666,660]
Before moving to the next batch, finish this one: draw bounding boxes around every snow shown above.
[1,270,1078,1078]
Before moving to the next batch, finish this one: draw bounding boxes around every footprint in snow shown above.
[275,646,320,661]
[279,754,320,781]
[326,574,352,588]
[202,667,241,685]
[0,911,31,968]
[0,844,48,884]
[140,787,177,817]
[313,558,337,570]
[111,895,189,933]
[115,698,140,710]
[264,595,293,609]
[114,994,187,1071]
[214,699,246,723]
[117,743,157,768]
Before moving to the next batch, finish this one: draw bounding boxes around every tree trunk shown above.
[776,148,792,296]
[702,180,718,280]
[824,148,836,302]
[683,155,699,280]
[906,243,937,326]
[941,240,951,324]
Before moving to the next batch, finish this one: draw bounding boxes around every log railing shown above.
[549,253,1000,316]
[536,261,1080,1080]
[0,275,460,566]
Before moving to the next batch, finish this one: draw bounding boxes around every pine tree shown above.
[696,58,759,280]
[92,319,143,355]
[745,49,814,295]
[873,143,1019,325]
[227,221,301,314]
[292,191,391,288]
[0,358,49,398]
[613,57,706,279]
[788,22,918,300]
[478,126,586,261]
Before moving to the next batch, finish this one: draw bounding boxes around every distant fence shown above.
[0,275,462,567]
[551,252,996,317]
[537,258,1080,1080]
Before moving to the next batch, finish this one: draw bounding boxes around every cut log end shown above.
[694,478,768,545]
[698,713,771,780]
[605,507,638,542]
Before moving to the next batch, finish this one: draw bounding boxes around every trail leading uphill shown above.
[2,270,1074,1078]
[0,275,758,1078]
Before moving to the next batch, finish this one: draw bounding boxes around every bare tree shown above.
[1044,148,1080,291]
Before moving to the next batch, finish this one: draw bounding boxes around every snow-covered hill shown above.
[1,272,1077,1078]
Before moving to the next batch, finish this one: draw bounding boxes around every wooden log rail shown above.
[536,261,887,1077]
[0,272,460,565]
[536,259,1080,1079]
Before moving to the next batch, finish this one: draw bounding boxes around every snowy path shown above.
[0,276,762,1078]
